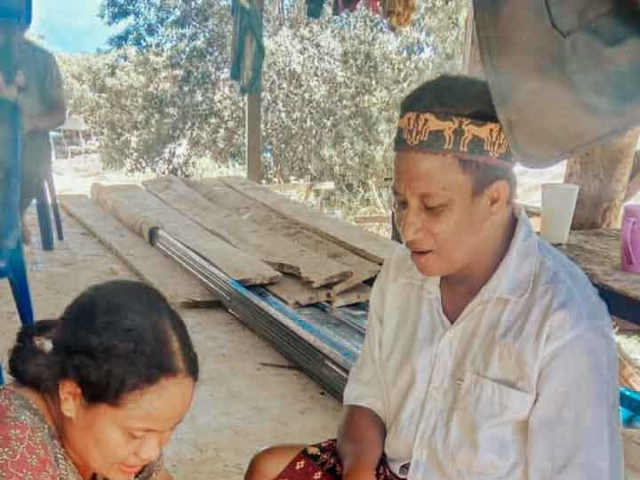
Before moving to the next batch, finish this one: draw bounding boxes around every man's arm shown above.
[23,100,65,133]
[338,405,386,480]
[527,324,624,480]
[339,304,387,480]
[24,49,66,133]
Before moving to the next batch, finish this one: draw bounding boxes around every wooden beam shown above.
[91,183,281,286]
[60,195,218,308]
[246,0,264,183]
[462,1,484,78]
[144,176,354,288]
[220,177,397,264]
[185,178,381,294]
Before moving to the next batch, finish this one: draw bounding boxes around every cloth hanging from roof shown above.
[368,0,380,14]
[230,0,264,95]
[381,0,415,28]
[333,0,359,15]
[331,0,380,15]
[306,0,326,18]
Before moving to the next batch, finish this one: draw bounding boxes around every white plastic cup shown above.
[540,183,580,244]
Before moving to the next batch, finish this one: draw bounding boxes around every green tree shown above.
[63,0,467,209]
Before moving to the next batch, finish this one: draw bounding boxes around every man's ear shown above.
[483,179,511,215]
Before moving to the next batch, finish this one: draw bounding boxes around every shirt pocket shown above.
[444,373,535,479]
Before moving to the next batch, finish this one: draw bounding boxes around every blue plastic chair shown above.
[1,98,35,327]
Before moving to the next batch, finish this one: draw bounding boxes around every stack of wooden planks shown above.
[61,176,396,308]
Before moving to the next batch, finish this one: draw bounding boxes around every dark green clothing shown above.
[1,38,64,214]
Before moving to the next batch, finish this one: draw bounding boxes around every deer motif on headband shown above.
[395,112,515,168]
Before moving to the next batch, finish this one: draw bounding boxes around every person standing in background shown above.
[0,0,66,244]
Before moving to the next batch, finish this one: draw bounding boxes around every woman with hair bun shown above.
[0,280,199,480]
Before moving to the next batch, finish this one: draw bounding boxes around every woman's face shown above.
[393,151,497,278]
[60,376,195,480]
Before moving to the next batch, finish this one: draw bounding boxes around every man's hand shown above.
[343,464,378,480]
[337,406,386,480]
[0,73,19,101]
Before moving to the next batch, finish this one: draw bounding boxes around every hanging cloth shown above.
[230,0,264,95]
[381,0,416,28]
[333,0,360,15]
[306,0,326,18]
[367,0,380,14]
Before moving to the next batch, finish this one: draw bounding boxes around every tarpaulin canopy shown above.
[474,0,640,167]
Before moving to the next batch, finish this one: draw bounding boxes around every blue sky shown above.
[30,0,115,53]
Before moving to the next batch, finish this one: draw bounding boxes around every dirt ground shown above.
[0,208,341,479]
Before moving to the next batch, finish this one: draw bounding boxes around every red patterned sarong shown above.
[274,439,403,480]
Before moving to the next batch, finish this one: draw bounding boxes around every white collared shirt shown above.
[343,211,623,480]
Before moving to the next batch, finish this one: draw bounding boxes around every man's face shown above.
[392,151,498,277]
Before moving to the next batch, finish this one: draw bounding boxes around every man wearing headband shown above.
[0,0,66,244]
[245,75,622,480]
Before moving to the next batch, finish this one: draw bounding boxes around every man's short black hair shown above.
[400,75,517,201]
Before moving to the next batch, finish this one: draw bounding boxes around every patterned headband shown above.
[394,112,515,168]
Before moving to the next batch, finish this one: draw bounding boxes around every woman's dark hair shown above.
[400,75,517,201]
[9,280,199,405]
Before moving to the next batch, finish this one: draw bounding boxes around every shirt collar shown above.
[477,207,538,301]
[401,207,538,301]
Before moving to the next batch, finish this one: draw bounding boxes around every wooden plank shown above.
[267,274,370,308]
[60,194,217,308]
[556,229,640,303]
[91,183,280,286]
[624,429,640,472]
[143,177,353,288]
[619,344,640,391]
[354,215,391,225]
[616,318,640,333]
[330,283,371,308]
[267,274,332,307]
[219,176,396,264]
[185,178,381,295]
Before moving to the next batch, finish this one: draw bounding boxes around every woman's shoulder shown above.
[0,387,79,480]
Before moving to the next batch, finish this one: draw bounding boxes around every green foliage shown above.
[59,0,467,211]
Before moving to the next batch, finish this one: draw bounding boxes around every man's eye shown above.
[397,202,408,210]
[424,203,447,212]
[129,431,145,440]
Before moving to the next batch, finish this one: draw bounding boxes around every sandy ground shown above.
[0,154,638,478]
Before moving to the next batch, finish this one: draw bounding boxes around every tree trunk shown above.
[625,151,640,203]
[564,129,639,229]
